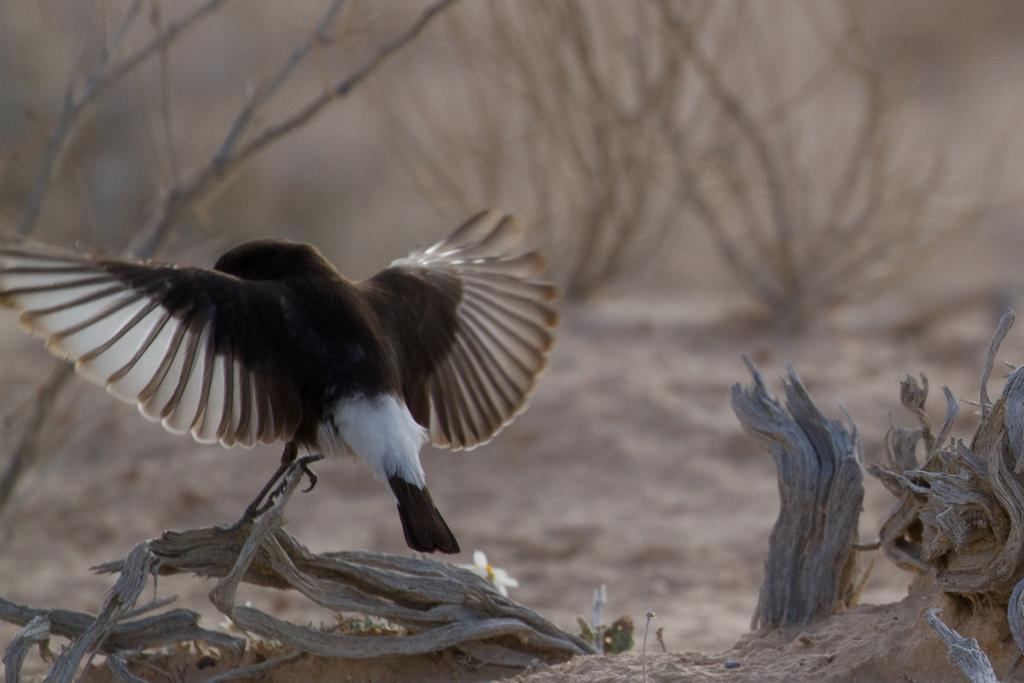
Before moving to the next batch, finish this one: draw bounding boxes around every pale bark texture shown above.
[731,359,864,631]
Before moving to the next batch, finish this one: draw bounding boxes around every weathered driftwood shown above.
[0,596,237,652]
[925,608,1000,683]
[2,459,589,681]
[731,359,864,631]
[1009,577,1024,657]
[870,311,1024,596]
[869,310,1024,669]
[870,374,962,574]
[1,596,242,683]
[3,615,49,683]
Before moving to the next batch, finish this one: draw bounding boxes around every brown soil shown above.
[518,574,1020,683]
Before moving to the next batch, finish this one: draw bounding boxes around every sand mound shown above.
[518,575,1017,682]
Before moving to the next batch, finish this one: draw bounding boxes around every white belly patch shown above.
[319,394,428,487]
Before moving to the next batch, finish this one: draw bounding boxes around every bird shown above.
[0,210,557,554]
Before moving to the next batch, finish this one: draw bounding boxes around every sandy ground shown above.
[2,285,1021,680]
[518,573,1022,683]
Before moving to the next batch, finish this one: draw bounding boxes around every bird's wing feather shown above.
[361,211,558,450]
[0,236,302,448]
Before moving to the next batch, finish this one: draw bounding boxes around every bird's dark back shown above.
[214,239,399,444]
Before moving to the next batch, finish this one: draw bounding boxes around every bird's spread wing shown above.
[361,211,558,450]
[0,236,302,448]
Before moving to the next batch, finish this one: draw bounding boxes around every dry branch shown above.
[869,310,1024,671]
[1,1,230,517]
[15,0,230,237]
[1008,577,1024,668]
[128,0,461,257]
[870,311,1024,595]
[731,359,864,630]
[2,459,589,680]
[0,597,242,657]
[379,0,697,299]
[925,608,1000,683]
[3,615,49,683]
[384,2,1002,320]
[0,364,73,514]
[667,2,1000,329]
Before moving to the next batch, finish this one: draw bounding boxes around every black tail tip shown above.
[389,477,460,554]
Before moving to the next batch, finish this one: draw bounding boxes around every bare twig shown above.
[591,584,607,655]
[0,364,73,515]
[925,609,999,683]
[154,1,181,184]
[16,0,229,237]
[379,0,691,299]
[981,309,1015,421]
[211,0,348,169]
[642,610,656,683]
[128,0,459,257]
[384,2,999,318]
[2,1,231,521]
[670,8,794,279]
[3,615,50,683]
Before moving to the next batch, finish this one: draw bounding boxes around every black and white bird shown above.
[0,211,557,554]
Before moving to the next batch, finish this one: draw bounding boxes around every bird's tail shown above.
[388,477,460,554]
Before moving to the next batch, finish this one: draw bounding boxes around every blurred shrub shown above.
[378,1,1007,325]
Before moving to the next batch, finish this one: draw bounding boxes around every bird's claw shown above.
[239,453,325,524]
[298,454,323,493]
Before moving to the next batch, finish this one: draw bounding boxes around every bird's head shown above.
[214,239,339,281]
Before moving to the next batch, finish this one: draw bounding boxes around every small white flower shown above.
[462,550,519,596]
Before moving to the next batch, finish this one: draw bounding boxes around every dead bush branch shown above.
[378,0,705,300]
[869,310,1024,595]
[381,1,1004,320]
[0,596,242,657]
[3,615,49,683]
[925,608,1000,683]
[1,0,231,519]
[1,459,588,680]
[128,0,460,257]
[669,3,1002,329]
[15,0,230,238]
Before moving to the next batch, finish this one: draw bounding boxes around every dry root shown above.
[1,461,589,681]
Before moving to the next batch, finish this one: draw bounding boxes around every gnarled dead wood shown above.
[0,596,242,657]
[925,608,1000,683]
[731,358,864,631]
[2,459,589,681]
[870,311,1024,596]
[1007,577,1024,669]
[3,615,49,683]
